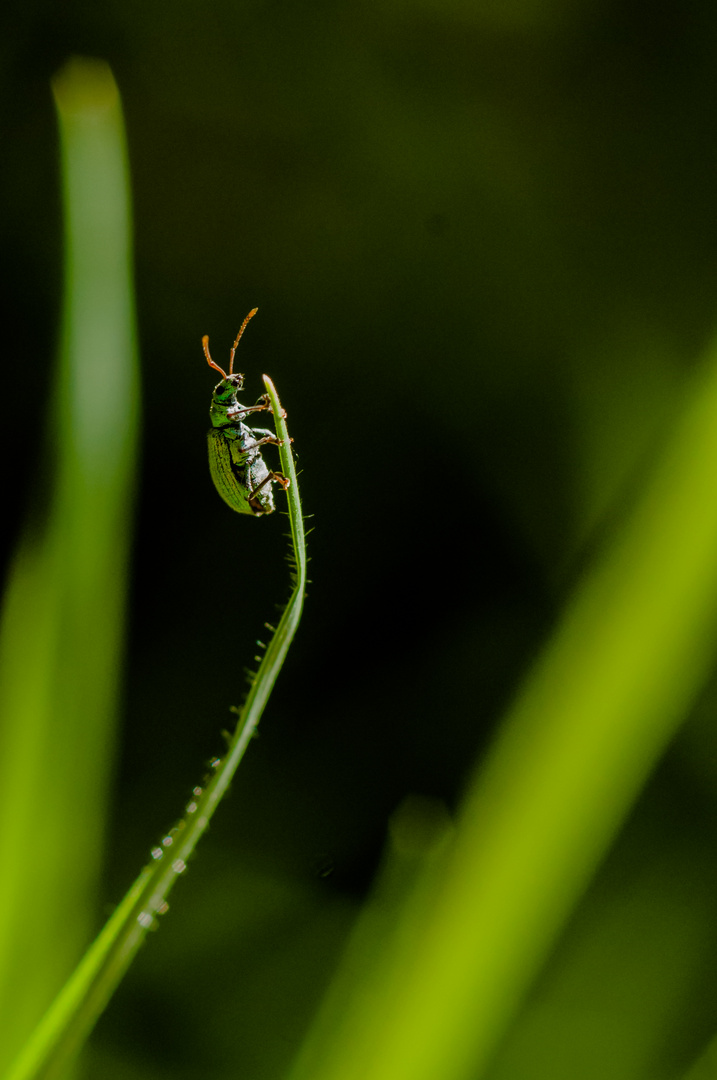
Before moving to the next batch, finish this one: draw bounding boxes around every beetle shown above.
[202,309,289,516]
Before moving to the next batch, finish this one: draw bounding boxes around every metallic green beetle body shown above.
[203,310,288,516]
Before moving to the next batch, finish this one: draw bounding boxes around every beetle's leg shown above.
[250,393,287,420]
[262,393,287,420]
[227,402,269,421]
[227,394,287,421]
[250,426,276,437]
[247,429,294,449]
[270,471,291,491]
[249,471,290,498]
[231,393,271,416]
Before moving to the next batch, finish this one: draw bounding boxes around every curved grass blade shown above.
[5,377,305,1080]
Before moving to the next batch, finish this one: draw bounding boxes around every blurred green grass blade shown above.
[481,827,713,1080]
[289,337,717,1080]
[0,58,139,1076]
[681,1038,717,1080]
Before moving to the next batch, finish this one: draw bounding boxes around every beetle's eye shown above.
[214,383,236,402]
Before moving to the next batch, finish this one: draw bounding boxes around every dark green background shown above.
[5,3,717,1078]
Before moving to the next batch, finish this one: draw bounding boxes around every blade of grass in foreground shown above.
[0,58,139,1077]
[5,376,305,1080]
[680,1035,717,1080]
[289,334,717,1080]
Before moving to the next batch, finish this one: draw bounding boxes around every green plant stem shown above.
[6,376,305,1080]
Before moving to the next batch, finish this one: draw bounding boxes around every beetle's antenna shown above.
[203,335,228,379]
[229,307,259,375]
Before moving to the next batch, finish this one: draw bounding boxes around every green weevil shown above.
[202,308,289,516]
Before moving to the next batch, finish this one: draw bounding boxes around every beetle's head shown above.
[211,373,245,406]
[214,372,245,394]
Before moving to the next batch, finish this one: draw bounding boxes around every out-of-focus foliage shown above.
[0,57,139,1078]
[3,2,717,1078]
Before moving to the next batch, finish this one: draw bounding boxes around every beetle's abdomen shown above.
[207,430,275,516]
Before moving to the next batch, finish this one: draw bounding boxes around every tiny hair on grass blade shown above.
[6,375,306,1080]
